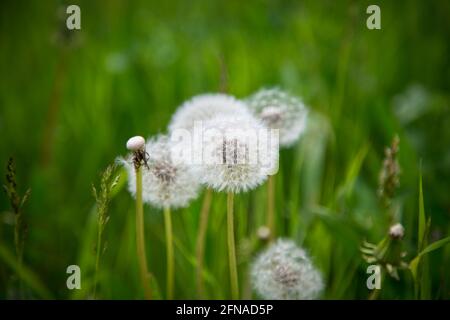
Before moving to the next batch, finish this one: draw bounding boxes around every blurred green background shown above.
[0,0,449,299]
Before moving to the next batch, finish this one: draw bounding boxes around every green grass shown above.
[0,0,449,299]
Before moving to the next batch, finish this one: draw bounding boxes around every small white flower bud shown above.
[257,226,271,240]
[389,223,405,239]
[126,136,145,151]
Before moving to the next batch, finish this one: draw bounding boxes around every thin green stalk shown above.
[267,174,275,241]
[93,226,101,298]
[164,206,174,299]
[227,192,239,299]
[196,188,213,298]
[135,165,152,299]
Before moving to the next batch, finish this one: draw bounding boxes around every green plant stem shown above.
[93,224,101,299]
[227,192,239,299]
[14,214,25,298]
[164,206,174,300]
[196,188,213,298]
[135,165,152,299]
[267,174,275,241]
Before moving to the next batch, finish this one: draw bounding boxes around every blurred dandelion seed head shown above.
[251,239,323,300]
[246,88,308,147]
[169,93,251,133]
[121,135,200,209]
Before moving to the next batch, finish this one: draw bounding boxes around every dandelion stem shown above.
[196,188,213,298]
[227,192,239,299]
[164,206,174,300]
[267,174,275,241]
[135,165,152,299]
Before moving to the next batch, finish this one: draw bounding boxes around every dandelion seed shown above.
[168,93,251,132]
[246,88,308,148]
[251,239,324,300]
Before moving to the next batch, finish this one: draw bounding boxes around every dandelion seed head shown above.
[199,114,278,193]
[169,93,251,132]
[251,239,323,300]
[246,88,308,147]
[120,135,200,209]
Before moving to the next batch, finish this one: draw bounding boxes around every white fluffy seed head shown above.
[169,93,252,132]
[198,114,278,193]
[389,223,405,239]
[126,136,145,151]
[251,239,324,300]
[120,135,201,209]
[246,88,308,147]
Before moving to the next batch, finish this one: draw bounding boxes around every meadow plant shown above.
[246,88,308,240]
[169,94,262,297]
[91,164,120,298]
[123,136,152,299]
[122,135,201,299]
[199,114,278,299]
[378,135,401,213]
[3,157,30,298]
[3,158,30,266]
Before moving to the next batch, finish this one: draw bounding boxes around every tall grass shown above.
[0,0,449,299]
